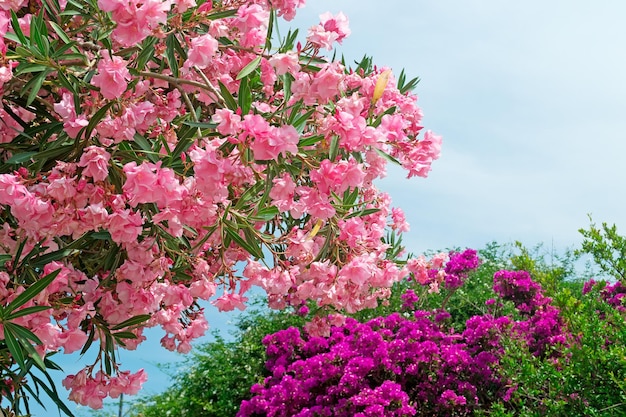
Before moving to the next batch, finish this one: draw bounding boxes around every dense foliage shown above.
[126,240,626,416]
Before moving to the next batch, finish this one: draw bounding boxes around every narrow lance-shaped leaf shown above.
[3,325,25,369]
[236,56,261,80]
[238,75,252,115]
[6,305,52,320]
[29,373,76,417]
[224,227,264,259]
[329,135,340,161]
[5,269,60,315]
[218,81,238,111]
[111,314,151,331]
[83,101,115,140]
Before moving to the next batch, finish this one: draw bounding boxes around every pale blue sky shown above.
[31,1,626,415]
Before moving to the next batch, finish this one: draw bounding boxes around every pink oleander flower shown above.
[0,0,27,11]
[0,61,12,88]
[91,50,131,99]
[268,51,301,75]
[307,12,351,50]
[53,93,90,138]
[185,33,219,69]
[310,62,344,102]
[271,0,306,21]
[78,146,111,182]
[99,0,171,46]
[123,161,184,209]
[59,328,89,354]
[250,124,299,160]
[269,173,296,212]
[108,209,144,244]
[108,369,147,398]
[391,207,410,232]
[212,108,242,136]
[212,293,248,312]
[235,3,270,33]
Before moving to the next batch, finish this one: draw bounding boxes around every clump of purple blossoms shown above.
[238,311,509,416]
[443,249,481,289]
[582,279,626,312]
[601,281,626,312]
[400,289,419,310]
[493,270,570,357]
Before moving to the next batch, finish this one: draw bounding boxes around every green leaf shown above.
[165,33,180,77]
[14,63,50,75]
[371,105,397,128]
[292,108,315,133]
[24,70,50,106]
[298,134,324,147]
[135,36,157,71]
[31,248,77,268]
[207,8,238,20]
[233,181,264,210]
[5,269,60,315]
[82,100,115,140]
[218,81,238,111]
[329,135,340,161]
[31,145,74,172]
[281,28,299,53]
[345,208,381,219]
[252,206,279,221]
[238,75,251,115]
[265,9,275,52]
[343,187,359,207]
[111,314,151,331]
[282,73,293,103]
[133,133,159,163]
[6,322,43,346]
[224,228,263,259]
[10,11,28,46]
[30,373,76,417]
[236,56,262,80]
[374,148,401,166]
[113,331,138,340]
[79,327,96,356]
[5,151,37,165]
[30,12,50,57]
[397,68,420,94]
[90,230,112,240]
[183,121,218,129]
[0,254,12,266]
[4,325,26,369]
[49,21,72,45]
[6,305,52,320]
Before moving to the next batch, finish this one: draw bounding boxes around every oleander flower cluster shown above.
[239,251,576,416]
[0,0,442,412]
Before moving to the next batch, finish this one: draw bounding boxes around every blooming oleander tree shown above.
[0,0,441,414]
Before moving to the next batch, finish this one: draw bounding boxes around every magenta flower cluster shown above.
[238,251,578,416]
[237,312,506,416]
[600,281,626,312]
[442,249,481,289]
[493,270,569,357]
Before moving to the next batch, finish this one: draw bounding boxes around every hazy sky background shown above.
[31,1,626,415]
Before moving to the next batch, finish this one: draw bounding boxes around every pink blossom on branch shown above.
[91,50,131,99]
[0,0,443,413]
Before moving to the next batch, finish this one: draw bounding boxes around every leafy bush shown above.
[129,307,306,417]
